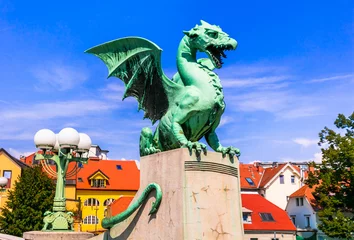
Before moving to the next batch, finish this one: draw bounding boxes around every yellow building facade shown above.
[0,148,27,211]
[77,189,137,232]
[20,151,140,233]
[74,159,140,233]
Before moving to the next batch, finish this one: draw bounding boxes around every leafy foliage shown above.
[306,112,354,239]
[0,165,55,237]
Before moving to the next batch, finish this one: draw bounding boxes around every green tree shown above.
[0,165,55,237]
[306,112,354,239]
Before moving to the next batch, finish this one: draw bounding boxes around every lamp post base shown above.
[42,211,74,231]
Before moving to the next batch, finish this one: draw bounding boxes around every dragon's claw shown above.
[217,146,241,158]
[184,141,207,155]
[144,147,161,155]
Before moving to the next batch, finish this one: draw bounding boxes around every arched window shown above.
[83,215,99,224]
[104,198,115,206]
[84,198,100,206]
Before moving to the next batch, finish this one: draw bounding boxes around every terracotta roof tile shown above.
[289,185,317,209]
[76,159,140,191]
[258,163,301,188]
[239,164,264,189]
[110,196,134,217]
[242,193,296,231]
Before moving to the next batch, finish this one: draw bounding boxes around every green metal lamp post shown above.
[34,127,92,231]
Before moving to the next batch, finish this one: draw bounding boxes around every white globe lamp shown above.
[0,177,8,188]
[77,133,92,152]
[53,134,60,152]
[34,129,57,149]
[58,128,80,148]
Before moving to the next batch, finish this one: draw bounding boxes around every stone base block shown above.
[90,148,244,240]
[23,231,94,240]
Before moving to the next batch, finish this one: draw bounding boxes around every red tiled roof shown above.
[258,163,300,188]
[239,164,264,189]
[258,164,286,188]
[110,196,134,216]
[22,152,140,190]
[242,193,296,231]
[20,152,36,165]
[76,159,140,191]
[289,185,317,208]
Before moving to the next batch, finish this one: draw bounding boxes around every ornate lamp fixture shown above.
[34,127,92,231]
[0,177,8,192]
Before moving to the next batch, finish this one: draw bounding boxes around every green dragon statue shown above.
[85,20,240,158]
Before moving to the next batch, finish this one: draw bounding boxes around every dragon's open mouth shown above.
[206,44,234,68]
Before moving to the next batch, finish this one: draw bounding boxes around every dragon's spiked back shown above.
[85,37,175,124]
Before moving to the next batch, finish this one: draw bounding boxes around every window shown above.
[296,197,303,206]
[3,170,12,188]
[78,178,83,182]
[279,174,284,184]
[259,212,275,222]
[245,177,255,186]
[104,198,115,206]
[291,175,295,184]
[116,165,122,170]
[83,215,99,224]
[250,238,258,240]
[242,212,252,223]
[92,179,105,188]
[305,215,311,228]
[84,198,99,206]
[290,215,296,225]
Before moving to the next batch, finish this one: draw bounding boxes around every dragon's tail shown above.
[101,183,162,229]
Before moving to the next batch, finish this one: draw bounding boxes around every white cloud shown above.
[280,106,323,120]
[312,152,322,163]
[230,90,290,113]
[222,75,290,88]
[308,74,354,83]
[7,148,34,159]
[31,63,89,91]
[0,100,117,120]
[280,152,322,163]
[219,116,233,127]
[293,138,318,148]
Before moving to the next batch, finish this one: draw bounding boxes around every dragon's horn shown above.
[200,20,213,28]
[183,30,190,36]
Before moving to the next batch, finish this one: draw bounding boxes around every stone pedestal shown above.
[23,231,94,240]
[91,148,244,240]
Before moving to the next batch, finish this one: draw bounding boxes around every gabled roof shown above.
[242,193,296,231]
[0,148,29,169]
[289,185,318,209]
[239,163,264,189]
[76,159,140,191]
[87,169,110,180]
[258,163,300,188]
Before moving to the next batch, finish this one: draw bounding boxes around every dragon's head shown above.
[184,20,237,69]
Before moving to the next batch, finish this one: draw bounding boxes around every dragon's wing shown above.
[85,37,180,124]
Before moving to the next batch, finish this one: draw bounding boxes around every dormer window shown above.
[88,170,109,188]
[242,207,253,224]
[92,179,105,188]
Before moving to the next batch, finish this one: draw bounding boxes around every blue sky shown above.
[0,0,353,163]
